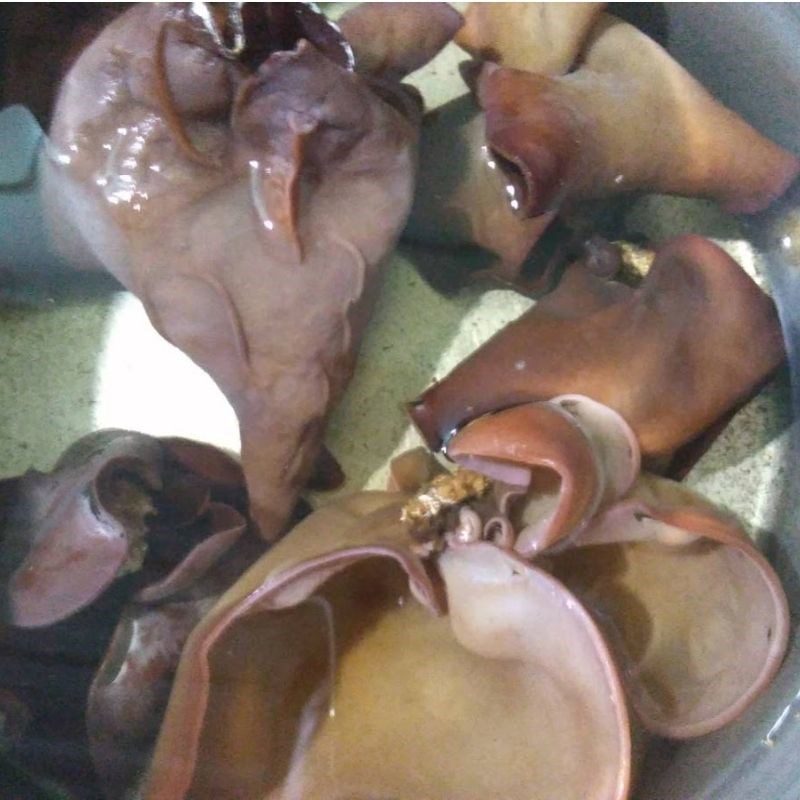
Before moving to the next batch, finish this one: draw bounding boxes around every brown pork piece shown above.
[41,3,449,539]
[455,2,606,73]
[407,235,785,467]
[338,2,463,80]
[477,14,800,217]
[404,4,627,295]
[554,471,790,740]
[404,95,558,294]
[0,429,261,799]
[446,406,788,740]
[446,396,640,556]
[142,424,788,800]
[143,484,633,800]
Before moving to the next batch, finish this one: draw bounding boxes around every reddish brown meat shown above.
[43,3,432,538]
[408,235,785,462]
[477,15,799,216]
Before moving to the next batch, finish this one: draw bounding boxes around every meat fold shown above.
[553,473,790,738]
[447,403,789,738]
[447,396,639,555]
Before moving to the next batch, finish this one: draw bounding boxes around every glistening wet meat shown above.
[43,3,436,540]
[408,235,785,468]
